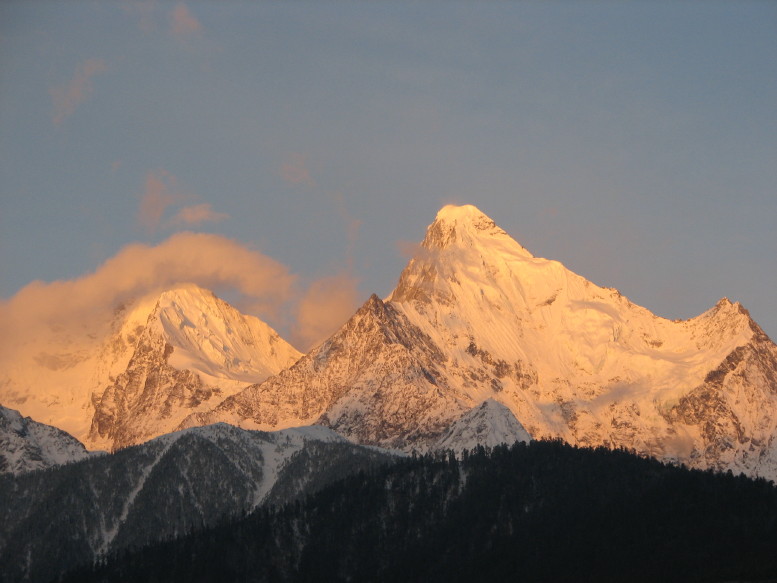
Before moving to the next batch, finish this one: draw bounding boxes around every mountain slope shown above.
[189,204,777,479]
[0,423,397,583]
[0,405,95,476]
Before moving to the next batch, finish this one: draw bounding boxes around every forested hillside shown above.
[62,440,777,583]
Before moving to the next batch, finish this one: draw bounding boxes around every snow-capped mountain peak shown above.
[391,204,541,306]
[6,203,777,482]
[421,204,531,255]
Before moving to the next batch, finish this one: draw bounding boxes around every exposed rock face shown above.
[89,332,221,451]
[662,320,777,476]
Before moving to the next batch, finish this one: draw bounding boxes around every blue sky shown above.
[1,1,776,347]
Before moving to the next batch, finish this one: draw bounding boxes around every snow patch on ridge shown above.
[434,399,532,454]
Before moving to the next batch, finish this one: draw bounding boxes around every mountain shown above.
[0,284,301,451]
[0,422,397,583]
[187,204,777,479]
[0,405,95,476]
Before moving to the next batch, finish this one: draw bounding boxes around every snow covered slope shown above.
[0,423,397,583]
[190,204,777,479]
[0,405,95,475]
[388,205,777,477]
[0,284,300,451]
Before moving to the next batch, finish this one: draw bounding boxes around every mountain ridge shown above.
[187,204,777,479]
[3,204,776,478]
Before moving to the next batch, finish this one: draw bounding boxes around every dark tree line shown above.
[60,440,777,583]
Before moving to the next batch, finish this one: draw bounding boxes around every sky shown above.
[1,1,776,350]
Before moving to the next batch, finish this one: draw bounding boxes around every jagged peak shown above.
[390,205,537,303]
[349,293,386,319]
[711,297,773,343]
[421,204,533,258]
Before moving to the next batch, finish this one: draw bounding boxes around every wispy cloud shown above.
[170,203,229,226]
[50,58,107,125]
[292,274,361,351]
[0,233,298,362]
[137,170,186,233]
[331,192,362,270]
[137,170,230,233]
[170,2,202,38]
[281,153,316,187]
[122,0,157,33]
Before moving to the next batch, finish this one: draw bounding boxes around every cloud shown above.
[137,170,186,233]
[170,203,229,226]
[0,231,365,366]
[331,192,362,270]
[0,233,298,362]
[137,170,230,233]
[50,58,107,125]
[281,153,315,187]
[171,2,202,37]
[122,0,157,33]
[396,239,423,259]
[292,274,361,351]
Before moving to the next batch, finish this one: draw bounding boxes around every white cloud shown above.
[292,274,361,351]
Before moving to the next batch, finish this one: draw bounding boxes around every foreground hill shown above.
[0,423,396,583]
[62,440,777,583]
